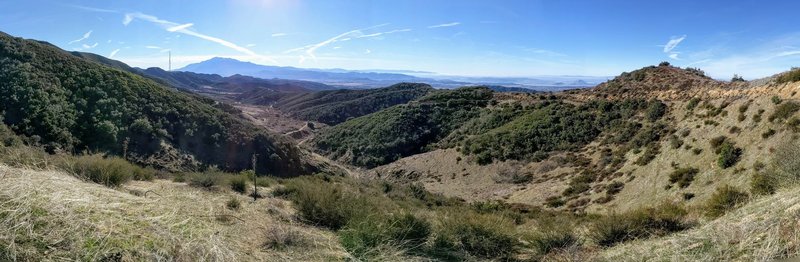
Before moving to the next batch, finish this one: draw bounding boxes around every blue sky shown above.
[2,0,800,79]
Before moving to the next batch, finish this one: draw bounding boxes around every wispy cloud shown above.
[271,33,287,37]
[662,35,686,60]
[428,22,460,28]
[246,43,257,47]
[68,30,92,44]
[122,12,275,63]
[357,29,412,39]
[81,43,98,49]
[166,23,193,32]
[364,49,372,54]
[663,35,686,53]
[524,48,566,57]
[66,4,118,13]
[684,33,800,78]
[145,45,162,49]
[109,49,120,58]
[284,23,389,62]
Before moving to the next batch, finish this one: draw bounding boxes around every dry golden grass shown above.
[0,164,346,261]
[598,186,800,261]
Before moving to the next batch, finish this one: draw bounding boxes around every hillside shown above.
[304,63,800,217]
[139,68,335,94]
[577,63,746,100]
[0,31,317,176]
[311,86,492,167]
[264,82,434,125]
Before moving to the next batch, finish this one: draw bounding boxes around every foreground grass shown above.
[600,185,800,261]
[0,165,344,261]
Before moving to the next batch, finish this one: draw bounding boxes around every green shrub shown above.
[525,223,578,255]
[753,114,762,123]
[750,173,776,196]
[668,167,698,188]
[545,196,566,208]
[788,117,800,132]
[738,104,749,113]
[634,144,660,165]
[590,202,689,247]
[387,213,432,247]
[132,167,157,181]
[434,213,517,259]
[0,145,52,170]
[62,155,135,187]
[762,129,776,139]
[646,100,667,122]
[772,96,783,105]
[226,197,241,210]
[709,136,728,150]
[278,178,372,230]
[705,185,749,218]
[737,114,746,122]
[769,101,799,122]
[686,98,701,111]
[229,176,248,194]
[188,172,223,189]
[776,68,800,84]
[717,142,742,169]
[339,213,431,258]
[606,181,625,195]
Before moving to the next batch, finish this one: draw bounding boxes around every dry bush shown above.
[59,155,136,187]
[263,224,307,250]
[705,185,749,218]
[590,202,691,247]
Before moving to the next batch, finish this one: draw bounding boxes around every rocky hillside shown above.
[577,62,743,100]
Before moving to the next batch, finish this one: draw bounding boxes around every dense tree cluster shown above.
[459,99,653,164]
[312,87,492,167]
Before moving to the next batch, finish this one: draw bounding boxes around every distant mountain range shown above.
[179,57,607,90]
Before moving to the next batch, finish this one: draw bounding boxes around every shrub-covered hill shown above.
[311,86,492,167]
[0,31,317,176]
[261,82,434,125]
[581,62,736,100]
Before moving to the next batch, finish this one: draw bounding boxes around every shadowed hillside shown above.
[266,82,434,125]
[0,31,318,176]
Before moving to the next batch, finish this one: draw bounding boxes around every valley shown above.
[3,30,800,261]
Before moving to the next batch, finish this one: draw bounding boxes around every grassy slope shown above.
[600,185,800,261]
[0,164,346,261]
